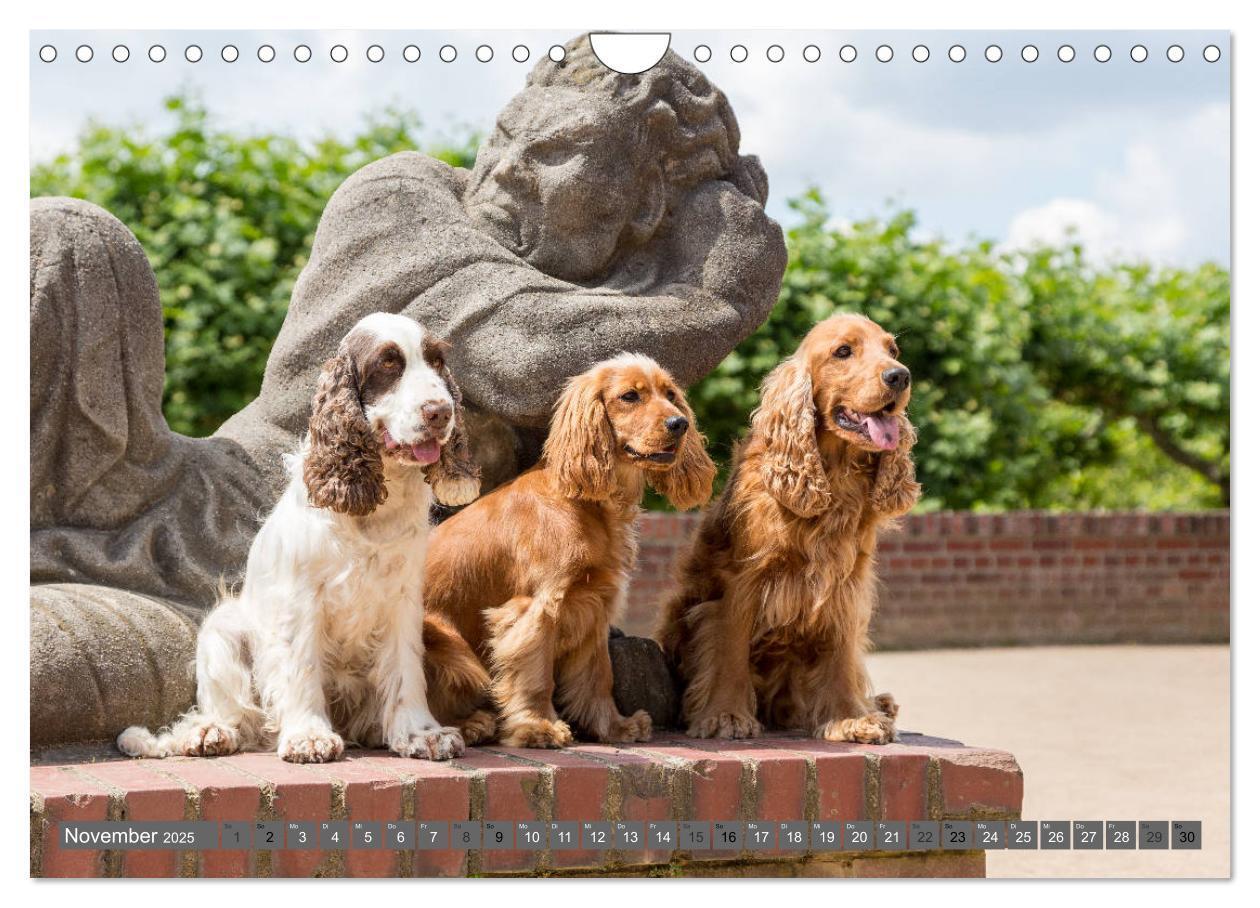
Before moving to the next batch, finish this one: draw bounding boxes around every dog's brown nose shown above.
[421,401,451,430]
[882,367,911,391]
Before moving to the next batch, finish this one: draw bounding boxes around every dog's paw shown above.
[459,710,498,746]
[433,475,480,508]
[278,728,344,763]
[500,718,574,749]
[603,710,653,744]
[181,720,241,758]
[872,692,899,720]
[116,726,162,758]
[687,712,762,739]
[392,727,465,761]
[816,712,896,745]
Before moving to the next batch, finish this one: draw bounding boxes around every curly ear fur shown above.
[648,397,717,510]
[751,355,833,518]
[543,370,617,500]
[303,351,387,516]
[424,363,481,507]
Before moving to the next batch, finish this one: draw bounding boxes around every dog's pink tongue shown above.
[864,413,901,451]
[411,440,441,465]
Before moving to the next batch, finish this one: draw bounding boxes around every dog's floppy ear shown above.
[304,348,387,516]
[543,368,616,500]
[423,349,481,508]
[648,395,716,510]
[751,355,832,518]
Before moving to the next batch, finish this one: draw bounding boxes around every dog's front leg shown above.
[808,628,898,745]
[679,597,762,739]
[486,591,574,748]
[554,593,651,744]
[377,602,465,761]
[263,592,344,763]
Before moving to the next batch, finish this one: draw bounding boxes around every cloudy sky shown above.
[29,29,1230,268]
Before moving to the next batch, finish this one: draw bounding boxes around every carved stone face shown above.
[464,87,647,283]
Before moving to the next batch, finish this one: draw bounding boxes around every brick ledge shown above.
[31,731,1022,878]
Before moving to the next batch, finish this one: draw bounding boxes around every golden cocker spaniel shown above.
[657,314,919,743]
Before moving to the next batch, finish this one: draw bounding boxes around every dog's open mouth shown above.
[833,402,901,451]
[624,443,677,464]
[382,431,442,465]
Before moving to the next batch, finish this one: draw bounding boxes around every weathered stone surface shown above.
[29,33,785,744]
[218,34,786,492]
[29,198,272,608]
[609,632,679,728]
[30,584,198,746]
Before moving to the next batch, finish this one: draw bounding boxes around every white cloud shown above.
[28,30,1230,268]
[1005,198,1123,255]
[1001,101,1227,265]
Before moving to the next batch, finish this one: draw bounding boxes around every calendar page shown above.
[26,21,1230,885]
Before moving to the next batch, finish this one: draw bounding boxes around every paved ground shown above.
[867,645,1230,878]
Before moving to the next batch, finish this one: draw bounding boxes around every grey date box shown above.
[483,821,512,850]
[942,820,974,850]
[450,821,480,850]
[845,820,875,851]
[320,821,349,850]
[1073,821,1104,850]
[680,821,711,851]
[1105,821,1136,850]
[648,821,677,851]
[745,821,775,850]
[1040,821,1070,850]
[975,821,1004,849]
[779,821,810,851]
[582,821,613,850]
[549,821,580,850]
[615,821,645,850]
[516,821,547,850]
[1007,821,1037,850]
[811,821,843,851]
[286,822,317,851]
[876,821,907,851]
[712,821,743,850]
[1171,821,1202,850]
[352,821,381,850]
[909,821,940,851]
[385,821,415,850]
[1139,821,1169,849]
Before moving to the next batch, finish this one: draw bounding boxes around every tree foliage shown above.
[30,104,1229,510]
[688,192,1228,510]
[30,96,476,436]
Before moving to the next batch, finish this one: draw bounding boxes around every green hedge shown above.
[31,99,1229,510]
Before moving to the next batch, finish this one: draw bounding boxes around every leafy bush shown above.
[30,96,475,437]
[31,103,1229,510]
[688,192,1228,510]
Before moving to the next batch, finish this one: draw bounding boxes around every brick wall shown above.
[623,511,1230,648]
[31,732,1020,877]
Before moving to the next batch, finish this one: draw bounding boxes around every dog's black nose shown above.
[665,415,689,437]
[882,367,911,391]
[421,401,451,429]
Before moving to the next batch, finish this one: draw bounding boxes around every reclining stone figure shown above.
[29,35,786,745]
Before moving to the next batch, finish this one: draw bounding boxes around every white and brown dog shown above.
[118,313,491,763]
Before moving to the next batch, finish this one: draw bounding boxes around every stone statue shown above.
[29,34,787,745]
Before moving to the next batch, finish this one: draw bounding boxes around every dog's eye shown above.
[833,345,852,359]
[889,344,899,358]
[665,389,677,402]
[381,353,403,370]
[430,355,444,371]
[620,390,641,403]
